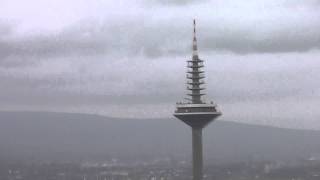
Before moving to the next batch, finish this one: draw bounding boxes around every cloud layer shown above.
[0,0,320,129]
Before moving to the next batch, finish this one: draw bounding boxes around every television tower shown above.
[173,20,222,180]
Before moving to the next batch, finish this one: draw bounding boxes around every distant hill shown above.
[0,111,319,163]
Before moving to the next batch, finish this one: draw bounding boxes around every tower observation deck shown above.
[173,20,222,180]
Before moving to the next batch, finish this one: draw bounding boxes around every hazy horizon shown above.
[1,111,320,163]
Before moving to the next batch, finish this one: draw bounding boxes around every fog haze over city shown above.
[1,0,320,129]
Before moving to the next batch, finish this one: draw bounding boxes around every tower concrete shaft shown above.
[192,127,203,180]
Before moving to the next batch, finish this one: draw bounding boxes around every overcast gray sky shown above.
[0,0,320,129]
